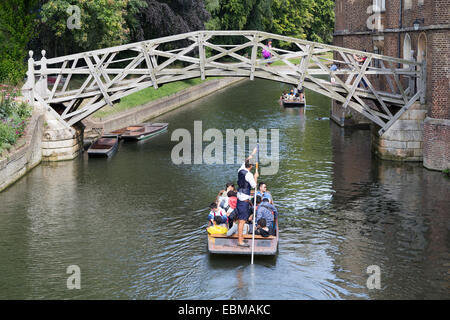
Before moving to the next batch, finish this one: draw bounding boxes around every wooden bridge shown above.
[22,31,426,135]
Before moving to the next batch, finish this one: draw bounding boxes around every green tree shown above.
[205,0,271,31]
[270,0,314,41]
[0,0,39,85]
[305,0,334,43]
[41,0,129,55]
[204,0,335,44]
[38,0,143,56]
[136,0,210,40]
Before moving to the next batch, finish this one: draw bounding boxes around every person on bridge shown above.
[262,40,273,66]
[235,147,259,247]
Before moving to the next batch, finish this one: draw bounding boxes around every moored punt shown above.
[207,222,279,256]
[87,135,119,158]
[111,123,169,141]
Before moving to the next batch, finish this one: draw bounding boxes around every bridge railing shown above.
[22,31,425,134]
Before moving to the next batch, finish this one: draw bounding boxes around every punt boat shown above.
[87,135,119,158]
[110,123,168,141]
[207,221,279,256]
[281,97,306,108]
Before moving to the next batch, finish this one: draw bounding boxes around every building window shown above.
[373,0,386,12]
[403,34,412,68]
[417,33,427,91]
[404,0,412,10]
[418,0,424,6]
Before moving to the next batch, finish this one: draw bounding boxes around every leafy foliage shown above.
[0,0,39,85]
[205,0,335,44]
[135,0,210,40]
[39,0,134,55]
[0,85,31,155]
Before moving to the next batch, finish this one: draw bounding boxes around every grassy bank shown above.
[93,77,219,119]
[271,52,334,66]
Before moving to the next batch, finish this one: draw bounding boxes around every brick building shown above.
[333,0,449,170]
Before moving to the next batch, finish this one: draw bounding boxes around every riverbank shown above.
[0,111,44,192]
[83,77,245,137]
[0,77,245,192]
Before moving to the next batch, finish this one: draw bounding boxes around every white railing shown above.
[22,30,425,134]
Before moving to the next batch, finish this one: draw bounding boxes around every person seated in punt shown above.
[299,88,305,102]
[254,197,278,236]
[254,218,271,237]
[220,182,235,197]
[226,190,237,214]
[226,211,249,236]
[208,202,228,226]
[207,216,228,235]
[216,189,228,210]
[256,182,273,204]
[216,182,236,211]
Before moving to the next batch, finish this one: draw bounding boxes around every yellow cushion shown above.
[207,225,228,235]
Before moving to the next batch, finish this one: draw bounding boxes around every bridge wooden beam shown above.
[26,30,424,131]
[142,44,159,89]
[250,32,261,80]
[84,55,112,106]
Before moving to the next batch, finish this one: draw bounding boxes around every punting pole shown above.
[251,143,259,265]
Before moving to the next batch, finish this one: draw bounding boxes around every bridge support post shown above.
[35,50,51,99]
[22,51,35,104]
[371,102,427,162]
[41,108,83,162]
[198,33,206,80]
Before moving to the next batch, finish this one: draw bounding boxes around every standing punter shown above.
[236,147,259,247]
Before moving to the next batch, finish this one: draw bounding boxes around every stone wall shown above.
[0,112,44,192]
[41,107,82,162]
[423,117,450,170]
[372,102,427,161]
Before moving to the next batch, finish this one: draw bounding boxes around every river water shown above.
[0,79,449,299]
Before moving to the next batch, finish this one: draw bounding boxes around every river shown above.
[0,79,448,299]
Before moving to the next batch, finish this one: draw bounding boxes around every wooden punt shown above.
[207,221,279,256]
[87,135,119,158]
[110,123,168,141]
[281,98,305,108]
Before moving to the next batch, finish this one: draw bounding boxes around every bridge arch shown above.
[22,31,425,135]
